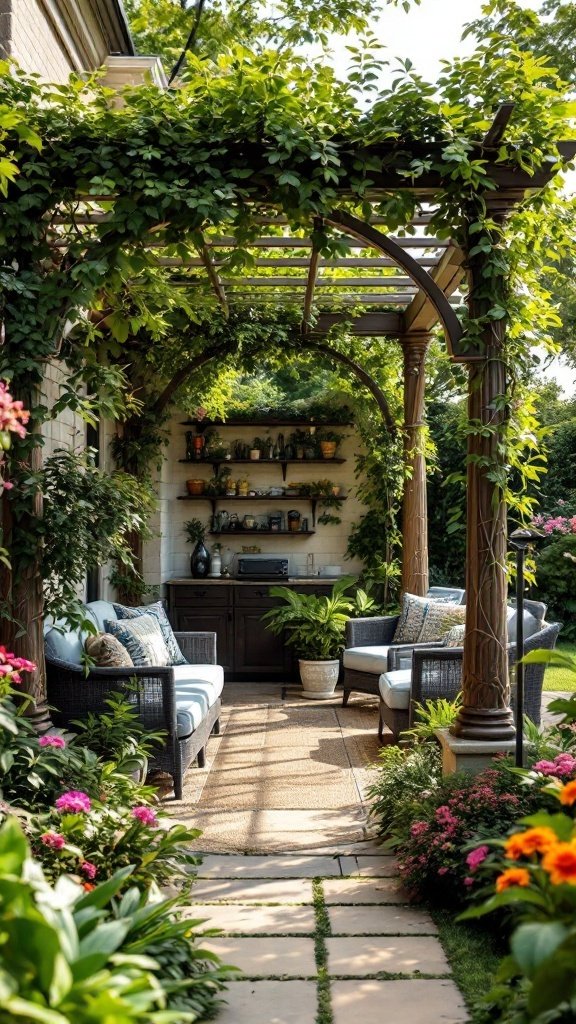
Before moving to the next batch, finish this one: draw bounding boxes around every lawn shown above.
[542,642,576,692]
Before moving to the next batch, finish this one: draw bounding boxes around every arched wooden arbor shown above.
[35,122,576,742]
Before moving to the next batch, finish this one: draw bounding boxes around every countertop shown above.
[165,576,346,585]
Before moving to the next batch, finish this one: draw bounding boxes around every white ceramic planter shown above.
[298,659,340,700]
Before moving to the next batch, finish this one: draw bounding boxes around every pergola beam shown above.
[403,245,467,336]
[302,220,322,332]
[196,238,229,316]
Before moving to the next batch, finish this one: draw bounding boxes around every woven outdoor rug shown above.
[173,686,381,852]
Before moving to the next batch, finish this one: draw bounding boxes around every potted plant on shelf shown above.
[261,577,356,699]
[317,430,345,459]
[184,518,211,578]
[250,437,264,460]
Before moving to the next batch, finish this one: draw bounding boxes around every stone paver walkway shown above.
[188,852,468,1024]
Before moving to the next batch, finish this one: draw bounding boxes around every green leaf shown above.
[511,921,568,977]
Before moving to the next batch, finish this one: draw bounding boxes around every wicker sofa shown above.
[45,600,223,799]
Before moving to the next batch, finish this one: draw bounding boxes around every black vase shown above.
[190,540,211,578]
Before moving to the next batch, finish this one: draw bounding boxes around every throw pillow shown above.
[392,593,430,644]
[443,623,466,648]
[105,614,171,667]
[418,602,466,644]
[113,601,187,665]
[85,632,133,668]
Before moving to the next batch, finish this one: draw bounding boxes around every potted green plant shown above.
[184,518,210,578]
[317,430,346,459]
[250,436,264,460]
[262,577,356,699]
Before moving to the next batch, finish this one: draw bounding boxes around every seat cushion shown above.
[105,615,171,667]
[114,601,187,666]
[507,605,542,643]
[172,664,224,692]
[378,669,412,710]
[176,692,209,738]
[343,646,390,674]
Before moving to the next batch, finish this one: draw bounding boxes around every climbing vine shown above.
[0,12,574,695]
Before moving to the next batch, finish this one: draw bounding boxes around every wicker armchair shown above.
[342,614,446,705]
[378,621,562,743]
[46,630,220,800]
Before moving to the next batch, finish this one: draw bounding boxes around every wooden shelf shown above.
[181,418,352,429]
[208,530,316,537]
[177,494,345,501]
[179,456,345,479]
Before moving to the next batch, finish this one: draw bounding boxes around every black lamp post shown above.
[509,527,545,767]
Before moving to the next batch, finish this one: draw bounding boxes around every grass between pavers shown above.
[312,879,333,1024]
[542,642,576,691]
[431,907,504,1022]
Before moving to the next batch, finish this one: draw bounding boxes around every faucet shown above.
[306,552,315,576]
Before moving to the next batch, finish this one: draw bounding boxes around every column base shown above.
[450,705,515,742]
[436,728,517,776]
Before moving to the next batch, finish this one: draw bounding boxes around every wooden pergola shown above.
[33,118,576,742]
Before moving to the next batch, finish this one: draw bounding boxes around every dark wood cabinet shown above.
[166,580,334,681]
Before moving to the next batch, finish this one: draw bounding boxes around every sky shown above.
[321,0,576,396]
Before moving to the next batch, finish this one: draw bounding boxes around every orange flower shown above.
[496,867,531,893]
[504,827,558,860]
[559,781,576,806]
[542,842,576,885]
[82,882,96,892]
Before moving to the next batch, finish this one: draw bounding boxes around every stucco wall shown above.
[144,415,367,585]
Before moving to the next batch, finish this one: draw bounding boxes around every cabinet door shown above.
[234,604,293,678]
[174,606,234,673]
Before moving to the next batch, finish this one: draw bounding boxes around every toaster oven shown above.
[236,555,290,577]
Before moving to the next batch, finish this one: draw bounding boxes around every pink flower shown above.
[466,845,489,871]
[55,790,91,813]
[409,821,429,837]
[0,382,29,439]
[464,876,475,887]
[39,735,66,749]
[435,805,459,827]
[534,753,576,779]
[80,861,97,880]
[132,805,158,827]
[438,866,449,876]
[41,831,65,850]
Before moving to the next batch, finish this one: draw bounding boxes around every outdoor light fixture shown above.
[509,527,546,767]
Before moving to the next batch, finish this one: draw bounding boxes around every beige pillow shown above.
[392,593,430,644]
[443,623,466,648]
[85,632,133,668]
[418,603,466,644]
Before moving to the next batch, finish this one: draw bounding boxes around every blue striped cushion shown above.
[105,615,171,667]
[113,601,187,666]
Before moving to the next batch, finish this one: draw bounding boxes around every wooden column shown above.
[450,247,515,741]
[400,332,430,597]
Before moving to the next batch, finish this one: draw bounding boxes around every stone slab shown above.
[203,937,316,977]
[197,854,341,878]
[328,905,438,936]
[216,980,318,1024]
[331,979,469,1023]
[338,856,398,877]
[436,727,517,776]
[183,903,316,935]
[326,936,451,976]
[323,877,406,904]
[188,878,313,903]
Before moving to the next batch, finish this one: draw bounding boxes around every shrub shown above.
[391,762,545,905]
[0,817,231,1023]
[463,780,576,1023]
[367,742,443,842]
[533,533,576,640]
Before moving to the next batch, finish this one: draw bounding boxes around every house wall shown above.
[140,414,367,587]
[0,0,134,81]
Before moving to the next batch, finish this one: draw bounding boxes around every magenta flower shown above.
[132,805,158,827]
[39,735,66,749]
[437,866,449,876]
[55,790,91,813]
[466,845,490,871]
[463,876,475,887]
[41,831,65,850]
[534,753,576,779]
[409,821,429,837]
[80,861,97,880]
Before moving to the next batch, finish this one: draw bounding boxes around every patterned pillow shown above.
[392,593,430,644]
[85,633,133,668]
[418,603,466,644]
[443,623,466,648]
[105,615,171,667]
[113,601,187,666]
